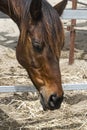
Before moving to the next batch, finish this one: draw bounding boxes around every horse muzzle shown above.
[40,93,64,111]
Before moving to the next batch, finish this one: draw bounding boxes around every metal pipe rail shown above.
[0,83,87,93]
[62,9,87,19]
[69,0,87,6]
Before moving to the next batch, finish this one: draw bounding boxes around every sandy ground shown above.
[0,0,87,130]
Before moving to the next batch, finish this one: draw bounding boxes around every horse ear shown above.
[30,0,42,20]
[54,0,67,16]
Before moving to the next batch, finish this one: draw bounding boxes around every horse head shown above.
[16,0,67,110]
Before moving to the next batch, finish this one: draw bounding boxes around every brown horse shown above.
[0,0,67,110]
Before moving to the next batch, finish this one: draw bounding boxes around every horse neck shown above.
[0,0,22,28]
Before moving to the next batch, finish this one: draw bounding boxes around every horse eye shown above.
[32,41,44,53]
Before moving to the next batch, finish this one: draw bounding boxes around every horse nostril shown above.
[48,94,63,110]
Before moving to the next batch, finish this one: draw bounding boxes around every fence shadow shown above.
[0,11,9,18]
[0,109,22,130]
[0,31,18,50]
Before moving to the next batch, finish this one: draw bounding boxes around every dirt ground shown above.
[0,1,87,130]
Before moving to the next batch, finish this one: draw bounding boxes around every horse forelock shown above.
[41,1,64,58]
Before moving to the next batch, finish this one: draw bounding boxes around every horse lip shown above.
[40,93,48,111]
